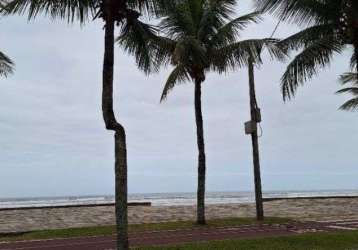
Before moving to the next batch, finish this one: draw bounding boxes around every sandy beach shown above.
[0,198,357,233]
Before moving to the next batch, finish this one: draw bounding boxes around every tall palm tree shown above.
[137,0,284,224]
[1,1,160,249]
[0,51,13,76]
[337,72,358,110]
[254,0,358,100]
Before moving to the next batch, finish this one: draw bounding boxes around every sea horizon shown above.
[1,189,357,209]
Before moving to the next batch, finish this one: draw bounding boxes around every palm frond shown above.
[117,18,158,74]
[172,37,208,68]
[351,52,357,71]
[336,72,358,111]
[254,0,341,26]
[336,87,358,95]
[207,0,236,20]
[212,39,263,71]
[209,11,263,47]
[281,38,344,100]
[127,0,183,18]
[188,0,205,32]
[212,38,284,72]
[0,51,14,77]
[1,0,97,23]
[160,64,190,102]
[338,97,358,111]
[126,0,158,15]
[149,0,182,17]
[159,1,196,39]
[263,38,288,62]
[339,72,358,85]
[197,0,237,41]
[151,35,177,68]
[280,23,336,51]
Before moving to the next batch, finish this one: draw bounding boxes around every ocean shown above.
[1,190,357,209]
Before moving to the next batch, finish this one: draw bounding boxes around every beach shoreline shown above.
[0,197,357,233]
[2,190,358,209]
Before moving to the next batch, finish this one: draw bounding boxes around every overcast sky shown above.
[0,1,357,198]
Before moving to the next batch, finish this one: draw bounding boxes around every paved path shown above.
[1,220,357,250]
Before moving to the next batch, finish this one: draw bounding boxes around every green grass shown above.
[0,217,291,242]
[136,231,358,250]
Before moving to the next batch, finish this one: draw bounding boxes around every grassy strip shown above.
[0,217,291,242]
[136,231,358,250]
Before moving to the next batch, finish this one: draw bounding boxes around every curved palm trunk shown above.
[248,59,264,221]
[102,2,128,250]
[194,79,206,225]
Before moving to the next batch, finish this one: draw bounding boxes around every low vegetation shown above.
[136,231,358,250]
[0,217,291,242]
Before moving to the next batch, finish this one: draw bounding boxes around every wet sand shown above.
[0,198,357,233]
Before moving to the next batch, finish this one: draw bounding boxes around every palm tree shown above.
[247,57,264,221]
[140,0,284,224]
[1,1,160,249]
[254,0,358,100]
[337,72,358,110]
[0,51,14,77]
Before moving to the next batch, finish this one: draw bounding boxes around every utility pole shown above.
[245,57,264,221]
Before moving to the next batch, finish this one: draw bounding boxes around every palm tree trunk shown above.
[194,78,206,225]
[352,1,358,73]
[102,1,128,249]
[354,34,358,73]
[114,127,128,250]
[248,59,264,221]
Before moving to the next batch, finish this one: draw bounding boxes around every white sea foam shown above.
[1,190,357,209]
